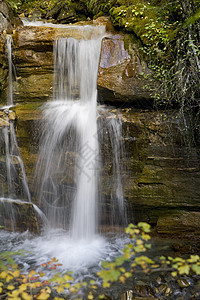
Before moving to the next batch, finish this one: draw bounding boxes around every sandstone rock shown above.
[8,111,16,120]
[0,117,9,126]
[0,110,16,125]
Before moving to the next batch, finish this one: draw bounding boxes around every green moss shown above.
[85,0,117,16]
[14,102,42,113]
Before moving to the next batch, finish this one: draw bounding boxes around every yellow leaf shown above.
[51,257,59,262]
[56,286,64,293]
[88,292,93,299]
[64,274,73,281]
[21,275,28,283]
[102,281,110,288]
[19,283,28,291]
[22,292,33,300]
[7,284,15,290]
[0,271,7,278]
[54,298,65,300]
[13,270,20,278]
[30,281,42,289]
[28,270,37,278]
[7,297,21,300]
[37,292,50,300]
[119,275,126,283]
[45,286,51,294]
[6,274,13,282]
[178,264,190,275]
[0,287,2,293]
[8,289,20,297]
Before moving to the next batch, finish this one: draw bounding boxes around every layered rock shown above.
[120,109,200,237]
[12,20,155,105]
[14,103,200,237]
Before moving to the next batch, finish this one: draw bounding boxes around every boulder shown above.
[98,34,155,105]
[0,198,41,234]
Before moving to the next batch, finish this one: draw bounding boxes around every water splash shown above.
[6,36,14,107]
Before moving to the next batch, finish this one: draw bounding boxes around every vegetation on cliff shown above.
[5,0,200,104]
[2,0,200,138]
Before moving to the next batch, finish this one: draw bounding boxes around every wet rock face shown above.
[0,199,41,234]
[0,1,22,97]
[0,0,13,33]
[157,212,200,236]
[121,109,200,236]
[0,109,16,127]
[14,104,200,237]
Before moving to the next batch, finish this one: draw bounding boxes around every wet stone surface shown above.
[9,103,200,238]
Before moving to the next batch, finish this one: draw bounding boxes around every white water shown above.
[6,36,14,106]
[22,18,76,28]
[0,120,31,202]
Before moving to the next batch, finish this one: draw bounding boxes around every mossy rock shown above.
[0,199,41,234]
[19,0,89,23]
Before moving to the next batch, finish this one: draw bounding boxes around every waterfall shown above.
[0,120,31,202]
[6,36,14,107]
[35,25,126,239]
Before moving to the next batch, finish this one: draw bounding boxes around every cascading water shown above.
[0,120,31,202]
[0,37,44,231]
[6,36,14,107]
[0,24,128,280]
[35,25,127,241]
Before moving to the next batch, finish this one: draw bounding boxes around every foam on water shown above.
[0,229,128,279]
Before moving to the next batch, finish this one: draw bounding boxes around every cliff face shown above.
[0,0,22,33]
[0,0,22,97]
